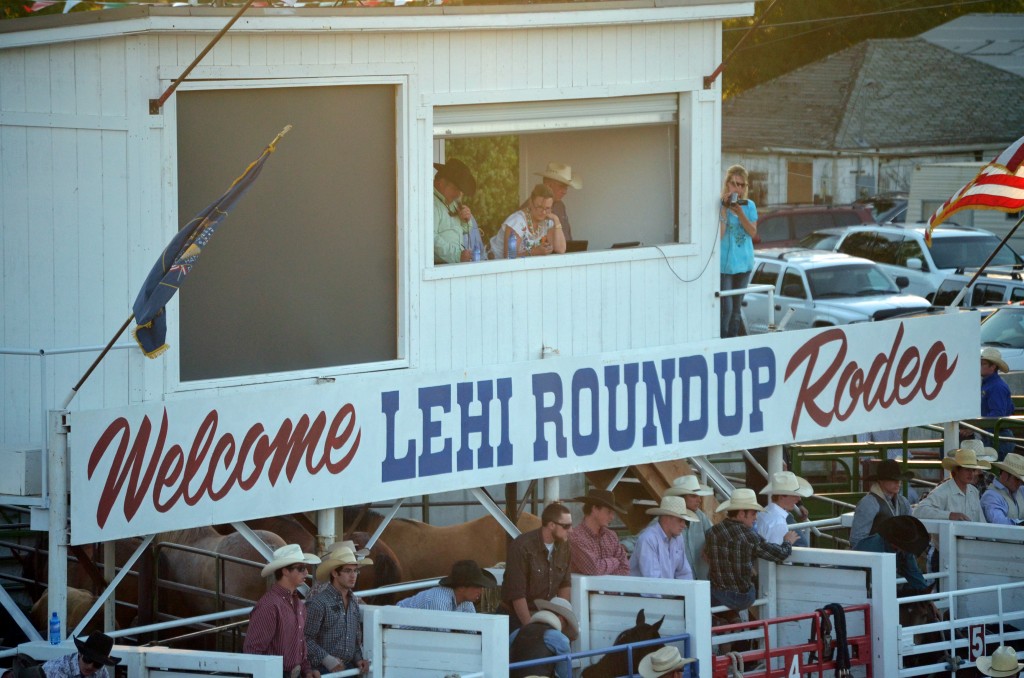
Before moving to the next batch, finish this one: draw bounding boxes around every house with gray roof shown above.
[922,13,1024,77]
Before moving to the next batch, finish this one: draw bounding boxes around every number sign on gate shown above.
[785,651,801,677]
[969,624,986,661]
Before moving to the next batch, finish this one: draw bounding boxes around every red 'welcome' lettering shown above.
[88,405,360,529]
[785,323,958,436]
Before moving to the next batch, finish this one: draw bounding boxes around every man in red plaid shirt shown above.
[568,489,630,576]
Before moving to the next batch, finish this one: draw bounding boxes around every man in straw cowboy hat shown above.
[914,446,990,523]
[304,546,373,674]
[704,488,797,613]
[977,646,1024,676]
[850,459,915,548]
[41,632,120,678]
[433,158,483,264]
[509,597,579,678]
[630,496,699,580]
[245,544,322,678]
[981,347,1015,459]
[663,475,714,580]
[982,452,1024,525]
[637,646,696,678]
[756,471,811,546]
[503,502,574,632]
[398,559,497,614]
[855,515,931,595]
[529,162,582,243]
[568,488,630,576]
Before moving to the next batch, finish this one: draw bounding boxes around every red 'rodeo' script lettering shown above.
[785,323,958,436]
[88,405,360,529]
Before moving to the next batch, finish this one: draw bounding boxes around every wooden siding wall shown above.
[0,19,722,446]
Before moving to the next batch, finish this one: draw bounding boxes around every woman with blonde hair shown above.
[719,165,758,338]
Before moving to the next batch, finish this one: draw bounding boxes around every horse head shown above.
[581,608,665,678]
[345,531,405,604]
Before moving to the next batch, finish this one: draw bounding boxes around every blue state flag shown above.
[132,125,290,358]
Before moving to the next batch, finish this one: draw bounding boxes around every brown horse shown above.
[29,587,107,636]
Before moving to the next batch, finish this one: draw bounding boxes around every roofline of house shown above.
[724,142,1009,158]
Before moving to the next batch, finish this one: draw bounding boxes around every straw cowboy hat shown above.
[961,438,999,463]
[982,347,1010,373]
[439,560,497,589]
[528,610,563,634]
[941,447,992,472]
[877,516,930,557]
[638,646,695,678]
[261,543,321,577]
[433,158,477,197]
[646,496,699,522]
[315,546,373,583]
[868,458,915,482]
[992,453,1024,482]
[664,475,713,497]
[574,488,628,514]
[978,646,1024,676]
[534,162,583,190]
[715,488,764,513]
[73,633,121,667]
[759,471,814,498]
[535,597,579,640]
[324,539,371,561]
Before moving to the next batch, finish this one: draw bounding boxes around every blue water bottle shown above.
[49,611,60,645]
[507,232,518,260]
[472,243,481,262]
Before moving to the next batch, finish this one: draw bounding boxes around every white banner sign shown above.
[71,313,979,543]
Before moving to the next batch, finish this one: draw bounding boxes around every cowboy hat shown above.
[982,347,1010,374]
[529,610,563,634]
[439,560,497,589]
[877,516,930,557]
[638,646,695,678]
[992,452,1024,482]
[315,546,374,583]
[534,162,582,190]
[868,458,915,482]
[663,475,713,497]
[977,646,1024,676]
[760,471,814,498]
[715,488,764,513]
[646,496,699,522]
[961,438,999,463]
[573,488,628,514]
[535,597,579,641]
[323,539,371,561]
[73,633,121,667]
[941,447,992,472]
[261,544,321,577]
[433,158,477,197]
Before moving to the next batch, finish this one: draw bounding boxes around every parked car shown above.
[798,226,850,251]
[829,223,1024,298]
[981,305,1024,372]
[854,192,908,224]
[752,204,874,249]
[931,268,1024,307]
[741,249,931,334]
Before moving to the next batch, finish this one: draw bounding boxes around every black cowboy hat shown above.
[877,516,929,557]
[868,459,914,482]
[439,559,497,589]
[433,159,477,197]
[573,488,628,515]
[74,633,121,667]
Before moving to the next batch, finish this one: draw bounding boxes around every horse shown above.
[29,587,106,636]
[581,609,664,678]
[343,507,542,581]
[899,599,966,677]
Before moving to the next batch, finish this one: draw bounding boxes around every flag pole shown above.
[61,314,135,409]
[947,211,1024,308]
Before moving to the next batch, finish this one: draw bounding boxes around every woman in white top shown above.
[492,184,567,259]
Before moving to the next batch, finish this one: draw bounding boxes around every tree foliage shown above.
[446,136,519,243]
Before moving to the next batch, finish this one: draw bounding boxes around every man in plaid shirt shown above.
[568,489,630,576]
[305,546,372,674]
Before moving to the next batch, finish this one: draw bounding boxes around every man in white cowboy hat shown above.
[981,347,1016,460]
[849,459,915,548]
[245,544,322,678]
[704,488,797,613]
[568,488,630,576]
[397,559,497,613]
[977,646,1024,676]
[41,632,120,678]
[508,597,578,678]
[755,471,810,546]
[637,645,695,678]
[304,546,373,674]
[663,475,714,580]
[630,496,699,581]
[433,158,483,264]
[530,162,582,243]
[982,452,1024,525]
[914,447,990,523]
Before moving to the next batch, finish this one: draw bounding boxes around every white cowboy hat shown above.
[535,597,579,640]
[534,162,582,190]
[638,646,695,678]
[982,347,1010,373]
[324,539,372,561]
[528,610,562,634]
[941,447,992,472]
[977,645,1024,676]
[646,496,699,522]
[261,544,321,577]
[315,546,373,583]
[992,452,1024,482]
[663,475,713,497]
[716,488,765,513]
[759,471,814,498]
[961,438,999,463]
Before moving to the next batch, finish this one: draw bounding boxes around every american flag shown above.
[926,134,1024,246]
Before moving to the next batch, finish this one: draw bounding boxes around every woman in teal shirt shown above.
[719,165,758,338]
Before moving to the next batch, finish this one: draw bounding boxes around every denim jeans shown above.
[711,585,756,612]
[720,271,751,338]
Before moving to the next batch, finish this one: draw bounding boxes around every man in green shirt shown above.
[433,158,481,264]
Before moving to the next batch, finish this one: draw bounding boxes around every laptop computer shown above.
[565,240,589,253]
[611,241,642,249]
